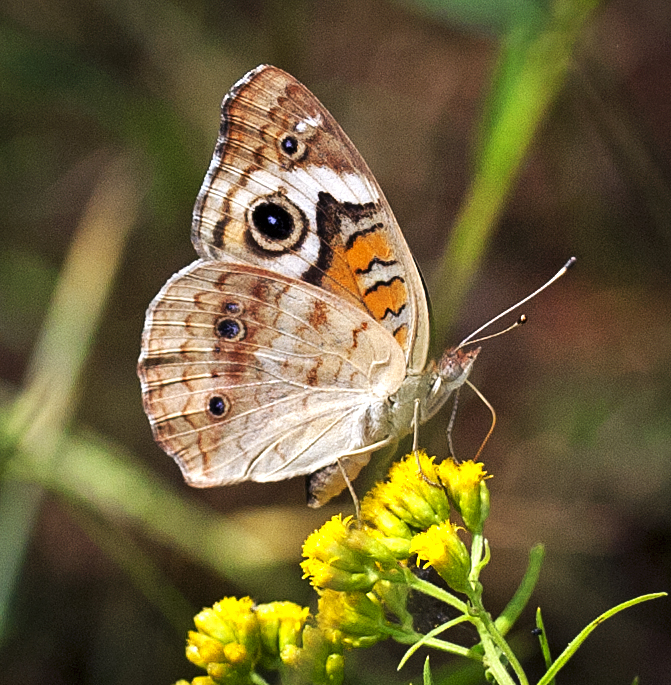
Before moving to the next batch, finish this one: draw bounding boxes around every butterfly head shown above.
[437,346,480,392]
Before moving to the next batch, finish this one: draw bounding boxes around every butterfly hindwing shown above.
[138,260,406,486]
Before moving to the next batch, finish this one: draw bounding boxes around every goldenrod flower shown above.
[301,515,399,591]
[410,522,471,594]
[187,597,260,684]
[317,589,387,648]
[438,459,490,533]
[362,453,450,532]
[360,493,414,558]
[255,601,309,665]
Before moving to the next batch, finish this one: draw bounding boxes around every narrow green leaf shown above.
[494,544,545,636]
[423,655,434,685]
[535,608,554,681]
[537,593,667,685]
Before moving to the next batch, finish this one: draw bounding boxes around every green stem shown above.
[469,532,487,583]
[471,591,529,685]
[397,615,478,670]
[470,532,484,571]
[390,627,478,661]
[474,624,518,685]
[405,574,470,614]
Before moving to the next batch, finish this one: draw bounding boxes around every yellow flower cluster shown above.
[177,453,492,684]
[178,596,342,685]
[300,452,491,649]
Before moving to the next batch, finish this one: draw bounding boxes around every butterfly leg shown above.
[446,387,461,459]
[412,397,420,453]
[466,380,497,461]
[337,458,361,521]
[412,398,441,488]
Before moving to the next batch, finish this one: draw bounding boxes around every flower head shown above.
[301,515,399,591]
[254,601,309,666]
[438,459,490,533]
[361,453,450,534]
[317,589,388,648]
[410,522,471,594]
[186,597,260,684]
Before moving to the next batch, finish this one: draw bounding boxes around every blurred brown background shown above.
[1,0,670,683]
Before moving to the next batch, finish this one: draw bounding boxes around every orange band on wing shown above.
[363,277,408,322]
[393,324,408,349]
[323,245,367,304]
[346,230,394,273]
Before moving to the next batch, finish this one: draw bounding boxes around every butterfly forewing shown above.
[191,65,430,372]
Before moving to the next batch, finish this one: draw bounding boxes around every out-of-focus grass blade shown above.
[431,0,602,341]
[0,153,143,640]
[11,428,311,595]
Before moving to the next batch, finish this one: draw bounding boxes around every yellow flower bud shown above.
[186,631,228,668]
[254,601,309,661]
[324,653,345,684]
[317,589,387,648]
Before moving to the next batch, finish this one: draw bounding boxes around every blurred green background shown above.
[1,0,670,683]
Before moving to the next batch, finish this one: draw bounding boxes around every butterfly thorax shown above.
[384,346,479,440]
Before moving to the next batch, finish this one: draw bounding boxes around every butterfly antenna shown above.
[466,380,497,461]
[462,314,528,348]
[457,257,576,351]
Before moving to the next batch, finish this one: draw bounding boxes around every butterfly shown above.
[137,65,478,506]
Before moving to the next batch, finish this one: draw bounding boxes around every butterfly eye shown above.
[278,134,306,160]
[247,194,307,253]
[223,301,241,314]
[281,136,298,154]
[216,317,245,341]
[208,395,229,417]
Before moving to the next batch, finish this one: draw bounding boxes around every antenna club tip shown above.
[518,314,528,325]
[565,256,577,269]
